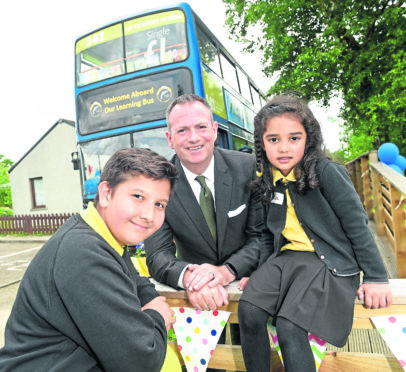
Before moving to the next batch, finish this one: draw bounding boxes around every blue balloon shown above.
[388,164,403,174]
[395,155,406,171]
[378,143,399,165]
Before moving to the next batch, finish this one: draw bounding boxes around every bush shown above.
[0,207,13,216]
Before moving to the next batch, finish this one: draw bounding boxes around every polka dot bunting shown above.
[171,307,231,372]
[267,320,327,371]
[371,315,406,370]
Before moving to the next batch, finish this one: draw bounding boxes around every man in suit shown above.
[144,93,264,311]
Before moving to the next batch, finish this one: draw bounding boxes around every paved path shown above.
[0,237,48,347]
[0,283,19,347]
[0,243,43,287]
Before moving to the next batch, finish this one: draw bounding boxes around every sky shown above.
[1,0,342,163]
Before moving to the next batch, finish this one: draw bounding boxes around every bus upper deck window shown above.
[75,24,124,87]
[251,86,262,109]
[124,10,188,73]
[237,67,252,103]
[220,53,239,93]
[196,27,221,77]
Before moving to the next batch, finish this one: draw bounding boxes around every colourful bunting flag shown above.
[371,315,406,370]
[172,307,231,372]
[267,319,327,370]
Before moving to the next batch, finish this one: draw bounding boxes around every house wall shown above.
[10,121,83,215]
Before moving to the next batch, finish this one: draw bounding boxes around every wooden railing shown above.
[0,213,74,235]
[346,151,406,278]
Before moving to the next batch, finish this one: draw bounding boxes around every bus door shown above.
[216,126,229,149]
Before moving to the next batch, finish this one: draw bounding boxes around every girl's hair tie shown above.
[256,170,263,177]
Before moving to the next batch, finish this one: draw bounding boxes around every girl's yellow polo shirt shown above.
[273,168,314,252]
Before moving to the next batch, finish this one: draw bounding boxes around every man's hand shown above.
[186,283,229,311]
[142,296,175,330]
[184,263,235,291]
[357,283,392,309]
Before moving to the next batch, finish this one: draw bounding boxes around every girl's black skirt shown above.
[240,250,360,347]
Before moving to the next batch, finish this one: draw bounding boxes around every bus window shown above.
[216,127,229,149]
[79,127,174,198]
[250,85,262,109]
[220,53,239,93]
[80,134,131,187]
[196,27,221,77]
[132,127,174,160]
[232,135,248,151]
[236,67,252,103]
[124,10,188,73]
[76,24,125,87]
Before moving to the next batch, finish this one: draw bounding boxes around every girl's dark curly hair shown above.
[252,95,326,203]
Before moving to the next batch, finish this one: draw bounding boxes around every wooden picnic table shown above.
[153,278,406,371]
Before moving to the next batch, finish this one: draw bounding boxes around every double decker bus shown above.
[73,2,266,204]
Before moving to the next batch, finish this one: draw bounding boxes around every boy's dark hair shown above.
[252,94,326,203]
[166,94,214,131]
[94,148,178,206]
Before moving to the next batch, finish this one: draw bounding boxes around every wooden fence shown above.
[0,213,74,235]
[346,151,406,278]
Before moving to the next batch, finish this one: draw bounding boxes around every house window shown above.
[30,177,46,209]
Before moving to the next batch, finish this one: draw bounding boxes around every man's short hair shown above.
[94,148,178,205]
[166,94,213,130]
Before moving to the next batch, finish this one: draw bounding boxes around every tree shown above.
[223,0,406,158]
[0,155,13,215]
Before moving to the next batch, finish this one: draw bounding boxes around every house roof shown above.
[8,119,75,174]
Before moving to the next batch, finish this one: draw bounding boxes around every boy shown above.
[0,148,179,372]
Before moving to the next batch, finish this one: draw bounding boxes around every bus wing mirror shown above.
[71,151,80,170]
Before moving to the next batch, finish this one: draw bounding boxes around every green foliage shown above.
[325,149,346,165]
[0,206,13,217]
[0,155,13,209]
[223,0,406,158]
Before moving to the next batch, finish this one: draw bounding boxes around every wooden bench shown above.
[153,278,406,371]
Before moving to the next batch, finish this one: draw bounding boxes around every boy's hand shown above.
[357,283,392,309]
[142,296,175,330]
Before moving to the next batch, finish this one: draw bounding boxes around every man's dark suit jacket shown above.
[144,147,264,289]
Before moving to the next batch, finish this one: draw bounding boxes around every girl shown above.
[238,95,392,372]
